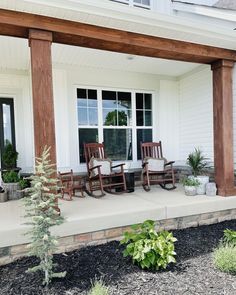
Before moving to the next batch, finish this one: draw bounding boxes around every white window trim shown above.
[75,85,156,170]
[110,0,153,10]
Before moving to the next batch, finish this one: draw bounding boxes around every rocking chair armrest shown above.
[142,162,148,168]
[164,161,175,167]
[89,165,102,171]
[111,163,125,169]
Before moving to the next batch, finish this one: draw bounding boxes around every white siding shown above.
[179,67,213,162]
[0,71,34,173]
[53,69,71,171]
[159,80,179,161]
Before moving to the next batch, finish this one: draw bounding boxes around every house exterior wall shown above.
[178,66,214,163]
[0,71,34,173]
[159,80,180,161]
[0,67,177,174]
[0,63,235,173]
[54,67,170,172]
[178,63,236,166]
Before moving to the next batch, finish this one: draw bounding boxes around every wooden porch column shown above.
[29,29,56,166]
[211,60,235,196]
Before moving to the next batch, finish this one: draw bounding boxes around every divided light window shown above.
[77,88,98,163]
[136,93,152,159]
[77,88,153,164]
[110,0,151,9]
[102,90,132,161]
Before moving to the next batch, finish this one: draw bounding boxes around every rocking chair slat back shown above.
[141,141,163,161]
[140,141,176,191]
[84,142,106,171]
[83,142,127,197]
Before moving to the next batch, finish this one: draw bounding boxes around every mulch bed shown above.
[1,220,236,295]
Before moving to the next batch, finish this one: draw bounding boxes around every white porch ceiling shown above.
[0,36,199,76]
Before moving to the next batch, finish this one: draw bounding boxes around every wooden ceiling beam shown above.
[0,8,235,64]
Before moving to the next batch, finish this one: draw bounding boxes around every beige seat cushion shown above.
[89,157,112,176]
[144,157,165,172]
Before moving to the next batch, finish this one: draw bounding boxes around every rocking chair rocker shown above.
[141,141,176,191]
[84,142,127,197]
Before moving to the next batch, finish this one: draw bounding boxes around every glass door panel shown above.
[0,98,16,164]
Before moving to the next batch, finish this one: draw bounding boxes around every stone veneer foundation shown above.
[0,208,236,266]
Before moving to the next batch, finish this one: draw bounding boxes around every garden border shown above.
[1,208,235,266]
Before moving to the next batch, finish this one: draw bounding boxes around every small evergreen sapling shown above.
[24,146,66,285]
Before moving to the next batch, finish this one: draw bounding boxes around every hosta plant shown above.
[24,146,66,285]
[120,220,177,270]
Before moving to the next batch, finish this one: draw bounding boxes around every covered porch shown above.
[0,5,236,264]
[0,8,235,197]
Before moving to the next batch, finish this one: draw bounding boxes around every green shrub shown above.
[213,245,236,274]
[1,140,18,169]
[19,178,29,190]
[88,279,109,295]
[223,229,236,247]
[120,220,177,270]
[2,171,20,183]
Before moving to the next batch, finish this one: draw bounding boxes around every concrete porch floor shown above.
[1,185,236,248]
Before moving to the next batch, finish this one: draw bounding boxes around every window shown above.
[77,88,153,164]
[110,0,151,9]
[77,88,99,163]
[135,93,153,159]
[102,90,132,161]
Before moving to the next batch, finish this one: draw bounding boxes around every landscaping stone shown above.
[0,220,236,294]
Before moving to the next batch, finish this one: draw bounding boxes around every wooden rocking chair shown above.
[141,141,176,191]
[84,142,127,197]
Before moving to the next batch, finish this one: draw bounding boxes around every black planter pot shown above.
[125,172,135,193]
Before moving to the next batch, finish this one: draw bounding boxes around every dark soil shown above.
[1,220,236,295]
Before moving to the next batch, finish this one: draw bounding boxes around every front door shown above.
[0,98,16,160]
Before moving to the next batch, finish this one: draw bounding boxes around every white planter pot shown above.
[184,186,197,196]
[196,176,209,195]
[0,192,8,202]
[206,182,217,196]
[3,182,20,200]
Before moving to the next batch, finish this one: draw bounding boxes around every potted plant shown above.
[0,186,7,202]
[186,148,209,194]
[1,140,19,171]
[2,170,20,200]
[17,178,29,198]
[181,177,200,196]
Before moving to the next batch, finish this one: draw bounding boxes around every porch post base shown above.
[217,186,236,197]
